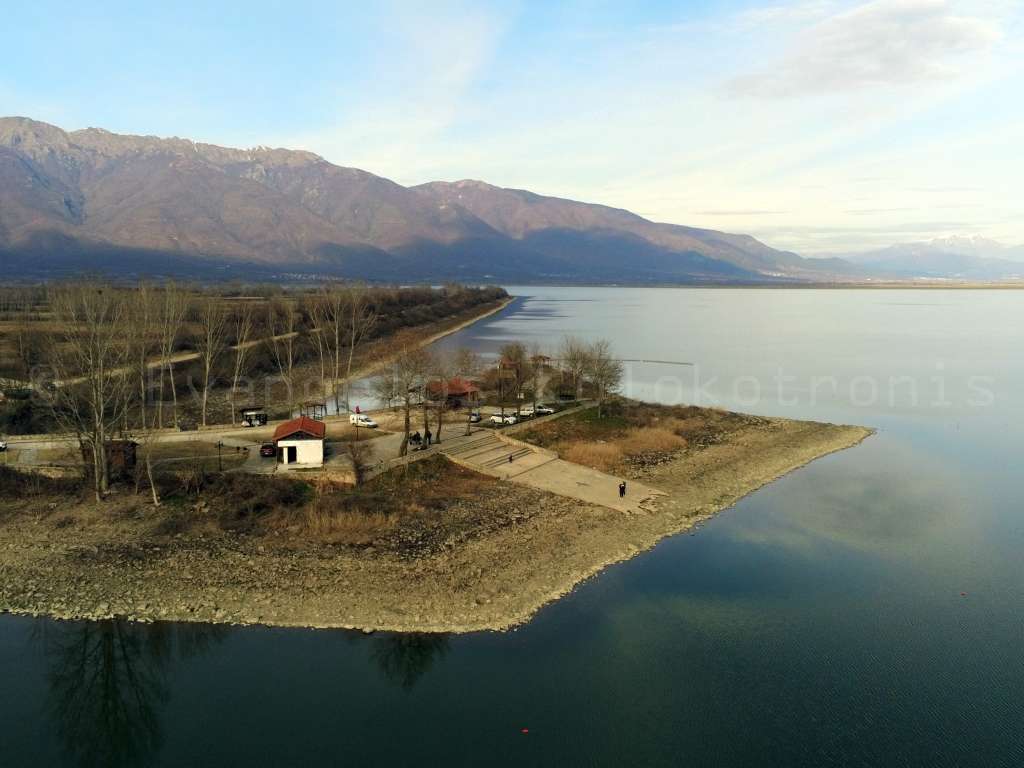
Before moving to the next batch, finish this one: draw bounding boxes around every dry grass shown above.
[559,428,687,472]
[618,427,687,455]
[34,445,78,463]
[561,442,624,472]
[520,398,760,473]
[299,505,396,545]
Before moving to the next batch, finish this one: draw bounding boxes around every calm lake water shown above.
[4,287,1024,767]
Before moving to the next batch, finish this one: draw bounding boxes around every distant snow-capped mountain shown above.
[842,237,1024,280]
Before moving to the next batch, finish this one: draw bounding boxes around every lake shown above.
[3,287,1023,767]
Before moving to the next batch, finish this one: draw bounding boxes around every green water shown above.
[3,288,1023,766]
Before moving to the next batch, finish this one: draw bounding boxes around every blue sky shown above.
[3,0,1021,254]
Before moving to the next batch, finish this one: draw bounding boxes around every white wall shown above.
[277,439,324,466]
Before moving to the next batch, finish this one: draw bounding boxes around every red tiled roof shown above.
[272,416,326,442]
[426,376,480,397]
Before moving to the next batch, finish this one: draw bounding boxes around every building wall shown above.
[277,438,324,466]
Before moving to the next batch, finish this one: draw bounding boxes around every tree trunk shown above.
[345,342,356,413]
[400,398,411,457]
[167,360,179,426]
[156,367,165,429]
[201,360,211,427]
[146,452,160,507]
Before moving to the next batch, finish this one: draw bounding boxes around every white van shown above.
[349,413,378,428]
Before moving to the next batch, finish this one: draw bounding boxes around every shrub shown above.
[298,506,396,545]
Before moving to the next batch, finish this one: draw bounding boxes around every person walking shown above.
[424,428,432,447]
[619,481,627,498]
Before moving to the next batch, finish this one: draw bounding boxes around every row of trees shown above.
[372,346,482,457]
[372,335,625,458]
[31,281,388,501]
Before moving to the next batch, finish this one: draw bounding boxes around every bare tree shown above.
[228,302,255,425]
[195,295,229,427]
[527,342,546,413]
[133,426,162,507]
[342,284,377,412]
[43,282,131,500]
[320,285,347,413]
[559,335,589,400]
[265,298,299,412]
[453,348,481,436]
[124,283,158,432]
[426,350,457,445]
[585,339,624,417]
[8,294,44,384]
[371,347,428,457]
[155,283,188,429]
[305,294,330,404]
[499,342,529,418]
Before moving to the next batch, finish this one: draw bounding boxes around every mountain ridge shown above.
[0,116,845,282]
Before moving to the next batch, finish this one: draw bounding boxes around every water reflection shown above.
[369,633,450,691]
[34,620,229,768]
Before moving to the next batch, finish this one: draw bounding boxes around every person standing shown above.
[424,428,432,447]
[619,481,626,498]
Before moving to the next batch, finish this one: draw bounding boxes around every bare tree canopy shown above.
[585,339,624,417]
[228,302,255,425]
[195,296,229,427]
[43,283,132,499]
[559,335,589,400]
[371,347,429,457]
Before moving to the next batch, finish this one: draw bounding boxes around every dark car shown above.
[259,442,276,458]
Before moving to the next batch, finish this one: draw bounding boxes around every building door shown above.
[287,446,297,464]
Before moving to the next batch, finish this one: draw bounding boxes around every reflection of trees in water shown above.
[370,633,450,691]
[34,619,229,768]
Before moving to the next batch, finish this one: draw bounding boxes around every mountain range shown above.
[841,236,1024,281]
[2,117,1019,284]
[0,116,845,283]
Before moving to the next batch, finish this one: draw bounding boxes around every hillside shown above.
[0,116,838,282]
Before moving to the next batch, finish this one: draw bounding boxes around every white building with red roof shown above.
[272,416,326,466]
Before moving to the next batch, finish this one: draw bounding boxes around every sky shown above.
[2,0,1022,255]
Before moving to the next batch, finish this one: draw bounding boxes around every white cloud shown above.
[726,0,1001,98]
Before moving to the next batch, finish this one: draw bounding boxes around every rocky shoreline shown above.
[0,416,871,633]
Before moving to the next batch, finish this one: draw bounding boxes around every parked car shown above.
[259,443,276,458]
[349,413,378,428]
[519,406,535,418]
[468,411,481,423]
[534,404,556,415]
[490,414,518,425]
[0,439,7,452]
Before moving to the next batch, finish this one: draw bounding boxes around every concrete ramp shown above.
[442,430,664,514]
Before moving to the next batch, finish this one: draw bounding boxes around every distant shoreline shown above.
[500,281,1024,290]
